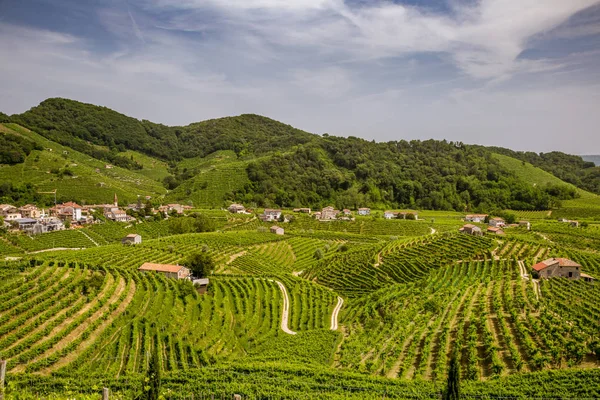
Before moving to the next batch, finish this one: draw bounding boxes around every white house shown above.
[122,234,142,245]
[261,209,282,222]
[357,208,370,216]
[488,217,505,227]
[465,214,488,223]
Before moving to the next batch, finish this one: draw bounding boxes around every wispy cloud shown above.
[0,0,599,153]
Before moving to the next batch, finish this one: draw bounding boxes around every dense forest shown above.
[236,138,575,211]
[2,98,597,211]
[0,132,42,165]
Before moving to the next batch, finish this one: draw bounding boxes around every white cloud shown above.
[0,1,599,153]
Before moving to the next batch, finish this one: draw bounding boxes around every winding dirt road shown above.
[330,296,344,330]
[274,280,297,335]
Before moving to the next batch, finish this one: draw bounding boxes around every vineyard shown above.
[0,212,599,398]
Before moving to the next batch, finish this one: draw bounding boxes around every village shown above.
[0,194,192,236]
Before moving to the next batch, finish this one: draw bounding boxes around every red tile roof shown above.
[532,258,581,271]
[139,263,185,273]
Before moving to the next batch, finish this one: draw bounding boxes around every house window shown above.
[568,272,573,278]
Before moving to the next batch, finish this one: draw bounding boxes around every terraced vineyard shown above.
[1,215,599,398]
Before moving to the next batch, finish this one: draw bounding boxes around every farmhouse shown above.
[532,258,583,280]
[261,209,282,222]
[228,203,246,214]
[193,278,210,294]
[138,263,190,280]
[487,226,505,235]
[488,217,505,227]
[320,206,339,220]
[357,208,370,216]
[465,214,488,223]
[343,209,352,216]
[122,234,142,245]
[270,226,284,235]
[459,224,482,236]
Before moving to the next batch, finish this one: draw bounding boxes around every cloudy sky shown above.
[1,0,599,153]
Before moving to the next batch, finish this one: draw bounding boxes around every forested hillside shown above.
[489,147,600,194]
[2,98,598,210]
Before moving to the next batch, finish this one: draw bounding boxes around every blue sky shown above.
[1,0,599,153]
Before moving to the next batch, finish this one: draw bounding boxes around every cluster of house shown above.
[1,203,65,234]
[229,204,426,223]
[557,218,580,227]
[2,194,191,235]
[532,258,594,282]
[460,214,531,236]
[138,262,210,293]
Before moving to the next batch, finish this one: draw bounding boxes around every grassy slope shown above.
[493,152,600,217]
[0,123,167,204]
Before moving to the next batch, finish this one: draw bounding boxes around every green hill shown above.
[2,98,598,212]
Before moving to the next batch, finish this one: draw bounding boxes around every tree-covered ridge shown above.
[488,146,600,194]
[3,98,598,210]
[236,138,576,211]
[13,98,314,161]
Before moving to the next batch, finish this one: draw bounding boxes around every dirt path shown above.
[517,260,529,280]
[227,250,247,264]
[330,297,344,330]
[532,279,541,300]
[28,247,84,254]
[274,280,297,335]
[78,230,99,247]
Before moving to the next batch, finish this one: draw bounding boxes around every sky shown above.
[0,0,599,154]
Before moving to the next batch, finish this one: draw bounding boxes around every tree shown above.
[144,200,153,216]
[185,252,215,278]
[64,218,71,229]
[444,350,460,400]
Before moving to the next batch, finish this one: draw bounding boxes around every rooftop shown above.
[139,263,185,273]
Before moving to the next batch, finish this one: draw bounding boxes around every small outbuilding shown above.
[487,226,505,235]
[519,221,531,230]
[459,224,483,236]
[122,233,142,245]
[270,225,284,235]
[193,278,210,294]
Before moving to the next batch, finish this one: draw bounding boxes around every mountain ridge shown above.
[1,98,598,210]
